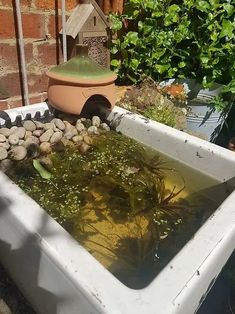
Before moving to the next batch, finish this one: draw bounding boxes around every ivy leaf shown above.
[144,0,155,10]
[168,67,178,77]
[220,19,234,39]
[223,4,234,16]
[200,56,210,64]
[196,1,210,12]
[33,159,52,180]
[210,31,218,41]
[152,11,163,18]
[155,63,170,74]
[168,4,180,12]
[133,10,140,17]
[138,20,144,30]
[129,59,140,70]
[111,46,119,54]
[110,15,123,31]
[125,32,139,45]
[152,48,166,59]
[178,61,186,68]
[111,59,121,67]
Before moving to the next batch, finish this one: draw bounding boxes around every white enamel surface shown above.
[0,103,235,314]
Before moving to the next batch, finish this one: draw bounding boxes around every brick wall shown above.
[0,0,79,109]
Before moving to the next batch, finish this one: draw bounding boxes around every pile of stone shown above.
[0,115,110,164]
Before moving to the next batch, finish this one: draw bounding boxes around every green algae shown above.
[6,131,223,289]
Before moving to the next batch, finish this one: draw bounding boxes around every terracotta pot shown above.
[47,45,117,115]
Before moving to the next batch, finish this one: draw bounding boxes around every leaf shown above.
[196,1,210,12]
[110,15,123,31]
[220,19,234,39]
[155,63,170,74]
[178,61,186,68]
[152,11,163,18]
[111,59,121,67]
[111,46,118,54]
[223,4,234,16]
[129,59,140,70]
[200,55,210,64]
[33,159,52,180]
[167,4,180,13]
[152,48,166,59]
[125,32,139,45]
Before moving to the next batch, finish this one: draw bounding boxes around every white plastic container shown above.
[0,103,235,314]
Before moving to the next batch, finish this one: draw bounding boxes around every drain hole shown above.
[81,95,111,120]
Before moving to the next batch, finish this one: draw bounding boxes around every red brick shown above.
[22,13,46,38]
[9,92,48,107]
[0,10,16,39]
[0,100,9,110]
[29,94,42,104]
[0,43,33,69]
[37,42,58,65]
[9,98,24,108]
[27,73,48,94]
[35,0,79,11]
[1,0,33,8]
[1,72,22,97]
[48,14,62,38]
[0,11,46,39]
[41,92,48,101]
[0,43,18,67]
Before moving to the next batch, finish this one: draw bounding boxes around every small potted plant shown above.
[110,0,235,141]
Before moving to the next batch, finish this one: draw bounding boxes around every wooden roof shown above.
[62,0,109,39]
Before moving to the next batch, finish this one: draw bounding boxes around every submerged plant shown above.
[33,159,52,180]
[7,131,193,288]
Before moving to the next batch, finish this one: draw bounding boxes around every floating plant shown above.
[6,129,220,289]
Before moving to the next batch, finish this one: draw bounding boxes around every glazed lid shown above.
[47,45,117,85]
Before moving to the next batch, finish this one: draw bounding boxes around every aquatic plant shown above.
[75,214,161,289]
[33,159,52,179]
[7,130,191,288]
[152,179,186,238]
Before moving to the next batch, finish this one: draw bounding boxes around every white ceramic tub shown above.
[0,103,235,314]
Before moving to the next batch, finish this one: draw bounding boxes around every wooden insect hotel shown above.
[62,0,110,68]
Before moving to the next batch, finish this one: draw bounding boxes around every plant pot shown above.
[186,96,224,142]
[47,45,117,115]
[160,79,225,141]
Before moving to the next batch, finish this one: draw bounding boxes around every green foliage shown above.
[8,132,186,231]
[209,80,235,113]
[110,0,235,88]
[117,80,186,129]
[144,105,176,127]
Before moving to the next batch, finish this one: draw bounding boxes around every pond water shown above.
[6,131,229,289]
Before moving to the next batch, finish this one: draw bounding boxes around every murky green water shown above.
[6,132,229,289]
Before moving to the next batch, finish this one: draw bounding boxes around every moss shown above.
[144,105,176,127]
[117,79,187,129]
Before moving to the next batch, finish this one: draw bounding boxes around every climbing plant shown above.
[110,0,235,87]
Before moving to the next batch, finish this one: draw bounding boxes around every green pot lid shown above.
[47,45,116,84]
